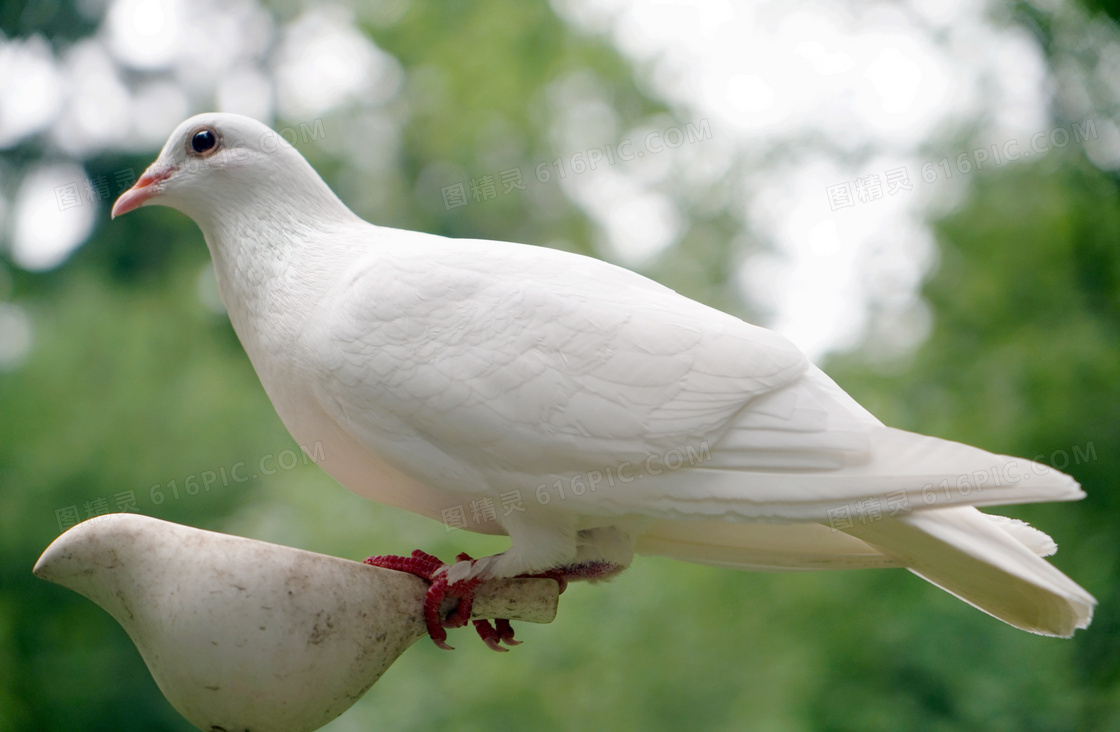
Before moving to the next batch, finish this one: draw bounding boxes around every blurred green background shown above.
[2,0,1120,730]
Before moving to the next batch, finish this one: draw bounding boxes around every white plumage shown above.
[113,113,1094,637]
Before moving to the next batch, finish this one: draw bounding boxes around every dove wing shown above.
[309,230,816,497]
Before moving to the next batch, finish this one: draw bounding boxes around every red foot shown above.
[365,550,482,650]
[365,552,610,651]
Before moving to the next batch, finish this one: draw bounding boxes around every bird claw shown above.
[495,618,521,645]
[472,617,521,652]
[365,550,583,651]
[365,550,516,652]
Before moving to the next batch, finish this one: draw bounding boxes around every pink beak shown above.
[111,165,175,219]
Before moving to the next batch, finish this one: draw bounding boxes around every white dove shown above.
[113,113,1094,650]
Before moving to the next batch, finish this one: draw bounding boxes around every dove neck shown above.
[198,194,364,363]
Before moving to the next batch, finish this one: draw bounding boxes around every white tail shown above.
[843,506,1094,636]
[635,505,1094,636]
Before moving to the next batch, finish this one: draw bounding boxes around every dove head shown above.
[111,112,354,235]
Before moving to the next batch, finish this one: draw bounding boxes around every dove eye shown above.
[189,128,219,156]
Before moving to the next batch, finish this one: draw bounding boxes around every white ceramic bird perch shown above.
[33,513,558,732]
[111,112,1094,649]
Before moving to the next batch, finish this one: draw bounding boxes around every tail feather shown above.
[843,506,1095,637]
[635,506,1093,636]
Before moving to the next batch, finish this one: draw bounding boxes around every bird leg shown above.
[365,550,586,652]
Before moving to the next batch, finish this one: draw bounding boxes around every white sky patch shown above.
[323,109,402,174]
[0,35,65,149]
[568,174,680,264]
[105,0,273,111]
[171,0,272,98]
[106,0,185,70]
[599,188,681,265]
[11,164,96,272]
[52,40,132,157]
[131,81,190,148]
[547,70,621,153]
[272,8,399,119]
[743,152,937,357]
[553,0,1054,359]
[544,71,694,264]
[217,65,275,122]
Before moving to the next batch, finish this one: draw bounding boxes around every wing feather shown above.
[311,232,807,488]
